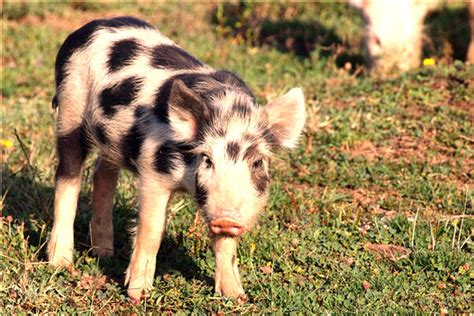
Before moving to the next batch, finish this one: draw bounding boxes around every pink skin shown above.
[209,218,244,237]
[212,236,247,301]
[207,210,247,300]
[208,210,245,237]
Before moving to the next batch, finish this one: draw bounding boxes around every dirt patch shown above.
[5,4,212,34]
[339,135,472,191]
[450,100,474,114]
[339,131,458,164]
[6,11,144,32]
[365,243,411,261]
[384,134,452,163]
[350,187,400,207]
[339,140,381,162]
[340,186,405,219]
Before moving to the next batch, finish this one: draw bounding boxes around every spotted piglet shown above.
[47,17,306,303]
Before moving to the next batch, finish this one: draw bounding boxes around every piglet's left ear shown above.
[168,79,209,142]
[261,88,306,149]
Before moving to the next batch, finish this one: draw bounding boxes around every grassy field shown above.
[1,2,473,313]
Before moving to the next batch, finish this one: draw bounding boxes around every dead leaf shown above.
[344,256,354,266]
[362,281,371,290]
[291,238,299,247]
[365,243,411,261]
[79,274,107,290]
[261,266,273,275]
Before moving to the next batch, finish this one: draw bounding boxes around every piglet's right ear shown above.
[261,87,306,150]
[168,79,209,142]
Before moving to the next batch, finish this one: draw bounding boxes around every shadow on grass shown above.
[210,2,364,70]
[1,164,212,286]
[212,3,472,70]
[424,5,472,62]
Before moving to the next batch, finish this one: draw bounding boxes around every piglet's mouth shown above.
[209,218,244,237]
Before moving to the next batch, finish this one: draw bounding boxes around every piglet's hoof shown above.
[216,280,247,303]
[127,288,149,305]
[237,294,248,304]
[217,290,248,304]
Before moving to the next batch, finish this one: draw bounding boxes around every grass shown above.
[1,2,473,313]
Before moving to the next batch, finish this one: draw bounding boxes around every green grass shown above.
[1,2,473,313]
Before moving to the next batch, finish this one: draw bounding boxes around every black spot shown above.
[134,106,147,119]
[108,39,141,72]
[199,87,227,102]
[56,124,90,181]
[175,143,197,166]
[183,152,196,166]
[212,70,244,85]
[212,70,256,102]
[253,173,269,195]
[55,21,98,88]
[121,123,144,173]
[261,126,279,148]
[153,141,182,174]
[245,143,269,194]
[196,70,256,104]
[153,72,213,123]
[99,76,143,117]
[195,175,208,207]
[243,133,258,144]
[151,45,203,70]
[152,71,255,141]
[214,127,226,138]
[55,16,153,88]
[153,71,253,121]
[232,101,252,119]
[243,143,259,161]
[95,124,108,145]
[226,141,241,162]
[100,16,154,29]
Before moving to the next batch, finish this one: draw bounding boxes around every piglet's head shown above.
[167,78,305,237]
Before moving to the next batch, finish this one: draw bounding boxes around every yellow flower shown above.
[0,139,13,148]
[423,58,436,66]
[249,242,256,254]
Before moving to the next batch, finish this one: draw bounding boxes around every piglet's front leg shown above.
[212,236,247,302]
[125,178,171,304]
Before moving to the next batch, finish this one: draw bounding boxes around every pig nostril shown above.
[209,218,244,237]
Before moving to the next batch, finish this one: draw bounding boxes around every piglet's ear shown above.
[168,79,209,142]
[261,88,306,149]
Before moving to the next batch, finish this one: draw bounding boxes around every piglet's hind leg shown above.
[90,157,119,257]
[48,125,89,267]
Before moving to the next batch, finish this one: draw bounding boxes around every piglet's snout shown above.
[209,218,244,237]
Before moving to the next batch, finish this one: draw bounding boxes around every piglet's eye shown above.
[202,155,213,169]
[252,159,263,169]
